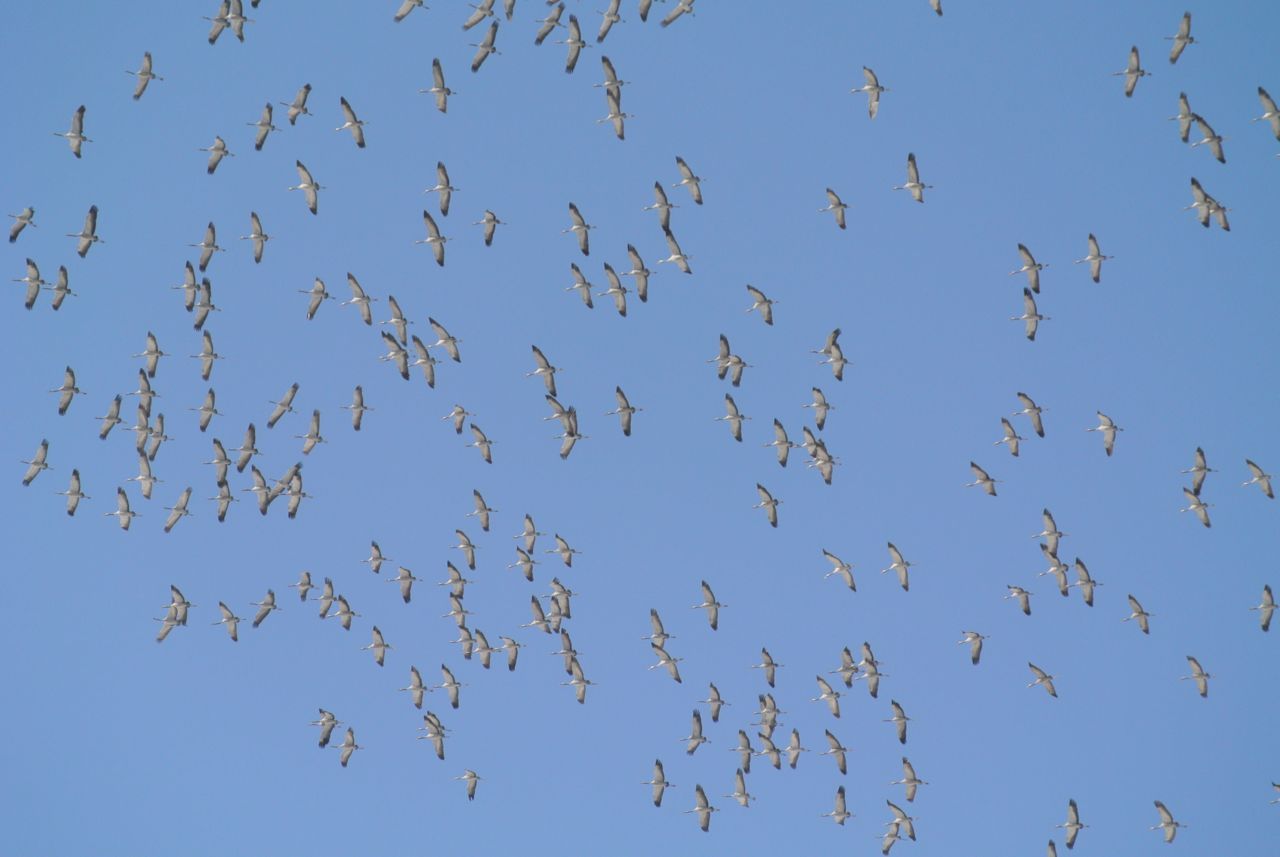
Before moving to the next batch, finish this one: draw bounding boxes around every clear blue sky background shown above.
[3,1,1278,854]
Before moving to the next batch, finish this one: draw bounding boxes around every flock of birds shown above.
[9,2,1279,853]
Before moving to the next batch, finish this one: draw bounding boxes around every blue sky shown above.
[4,1,1278,854]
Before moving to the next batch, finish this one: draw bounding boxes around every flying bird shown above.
[1011,244,1047,293]
[1056,799,1087,849]
[1012,288,1048,341]
[1073,234,1112,283]
[199,136,233,175]
[1150,801,1185,843]
[892,153,931,202]
[288,161,322,215]
[851,66,888,118]
[1181,655,1210,697]
[1252,585,1275,632]
[335,97,367,148]
[966,461,999,496]
[692,580,724,630]
[127,52,163,100]
[1166,12,1195,64]
[1114,46,1150,97]
[1027,662,1058,697]
[470,22,500,72]
[53,105,90,158]
[1086,412,1122,456]
[753,484,780,527]
[819,188,848,229]
[1243,459,1274,499]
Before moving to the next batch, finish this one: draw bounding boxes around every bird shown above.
[199,137,233,175]
[597,0,623,42]
[642,182,678,231]
[822,786,852,825]
[1073,234,1112,283]
[334,97,367,148]
[248,589,279,629]
[214,602,241,642]
[393,0,425,22]
[190,222,224,272]
[56,469,88,516]
[1013,288,1048,341]
[851,66,888,118]
[1010,244,1048,293]
[818,188,848,229]
[278,84,313,126]
[557,14,587,72]
[1180,488,1212,528]
[892,758,928,802]
[288,161,322,215]
[423,162,458,217]
[1182,655,1211,697]
[1252,585,1275,632]
[311,709,340,748]
[296,410,325,455]
[597,267,628,316]
[1166,12,1195,64]
[1123,594,1152,635]
[604,387,640,436]
[435,664,465,709]
[812,676,842,718]
[470,22,500,72]
[266,383,300,430]
[50,367,85,416]
[672,156,703,204]
[892,153,931,202]
[993,418,1024,457]
[362,626,392,666]
[421,58,453,113]
[239,212,269,263]
[1243,459,1274,499]
[21,439,51,487]
[716,394,750,442]
[126,52,162,100]
[1181,447,1215,495]
[829,647,858,688]
[337,728,361,768]
[622,245,653,301]
[8,207,35,244]
[472,210,503,246]
[414,211,450,264]
[958,631,986,665]
[1071,559,1101,606]
[650,643,683,683]
[462,0,495,30]
[744,285,775,326]
[731,730,755,773]
[724,769,753,808]
[535,4,564,45]
[1254,87,1280,142]
[66,205,103,258]
[660,0,696,28]
[643,760,674,807]
[885,701,910,744]
[684,784,718,832]
[657,228,693,274]
[1170,92,1195,142]
[544,534,580,568]
[563,656,595,703]
[1028,662,1058,698]
[823,550,855,591]
[1086,412,1122,456]
[455,769,481,801]
[644,609,675,648]
[1150,801,1186,843]
[751,648,783,688]
[803,387,833,431]
[701,684,727,723]
[1190,114,1227,163]
[162,487,193,533]
[1114,46,1150,97]
[1006,585,1033,616]
[692,580,724,630]
[1013,392,1047,438]
[966,461,999,496]
[1056,799,1087,849]
[881,543,913,592]
[53,105,90,158]
[709,334,748,386]
[1186,177,1229,231]
[886,800,917,842]
[500,636,522,671]
[822,729,848,775]
[562,203,594,256]
[753,484,780,528]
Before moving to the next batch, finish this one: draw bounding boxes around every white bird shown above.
[1013,392,1047,438]
[762,419,796,468]
[462,0,494,30]
[886,800,917,842]
[557,14,588,73]
[561,202,594,255]
[885,701,909,744]
[716,394,750,442]
[1086,411,1122,457]
[267,383,300,429]
[535,4,564,45]
[1190,113,1227,164]
[233,423,259,474]
[1012,288,1048,341]
[993,418,1024,458]
[8,207,35,244]
[822,550,855,592]
[1073,234,1112,283]
[1122,594,1152,635]
[335,97,367,148]
[709,334,748,386]
[753,484,780,528]
[1114,46,1150,98]
[1028,662,1058,697]
[199,136,233,175]
[1252,585,1275,633]
[650,642,683,684]
[362,626,392,666]
[295,278,332,322]
[1006,585,1033,616]
[1170,92,1195,142]
[455,769,481,800]
[1055,799,1087,849]
[280,83,312,125]
[892,152,932,203]
[1180,487,1212,528]
[597,0,623,43]
[1151,801,1186,843]
[1181,655,1210,698]
[1166,12,1195,64]
[470,21,500,73]
[546,533,581,567]
[416,211,449,266]
[657,228,693,274]
[958,631,986,665]
[672,156,703,204]
[53,105,90,158]
[473,210,503,247]
[297,410,325,455]
[393,0,425,22]
[1254,87,1280,142]
[822,729,848,774]
[603,387,640,437]
[683,784,718,832]
[104,487,138,530]
[1186,177,1229,231]
[244,104,278,153]
[50,367,84,416]
[724,768,753,808]
[239,212,269,263]
[337,728,361,768]
[822,786,852,825]
[248,589,279,629]
[126,52,162,100]
[1181,447,1215,495]
[643,760,674,807]
[893,757,928,802]
[342,273,377,325]
[622,244,652,301]
[819,188,848,230]
[966,461,999,496]
[190,330,222,383]
[743,284,776,326]
[288,161,322,215]
[1243,459,1274,499]
[851,66,888,118]
[660,0,695,28]
[213,601,241,642]
[56,468,89,516]
[467,424,494,464]
[597,266,628,316]
[162,487,192,533]
[642,182,678,231]
[812,676,842,718]
[562,656,595,703]
[420,58,453,113]
[66,205,103,258]
[1010,243,1047,293]
[692,580,724,630]
[881,543,913,592]
[423,161,458,216]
